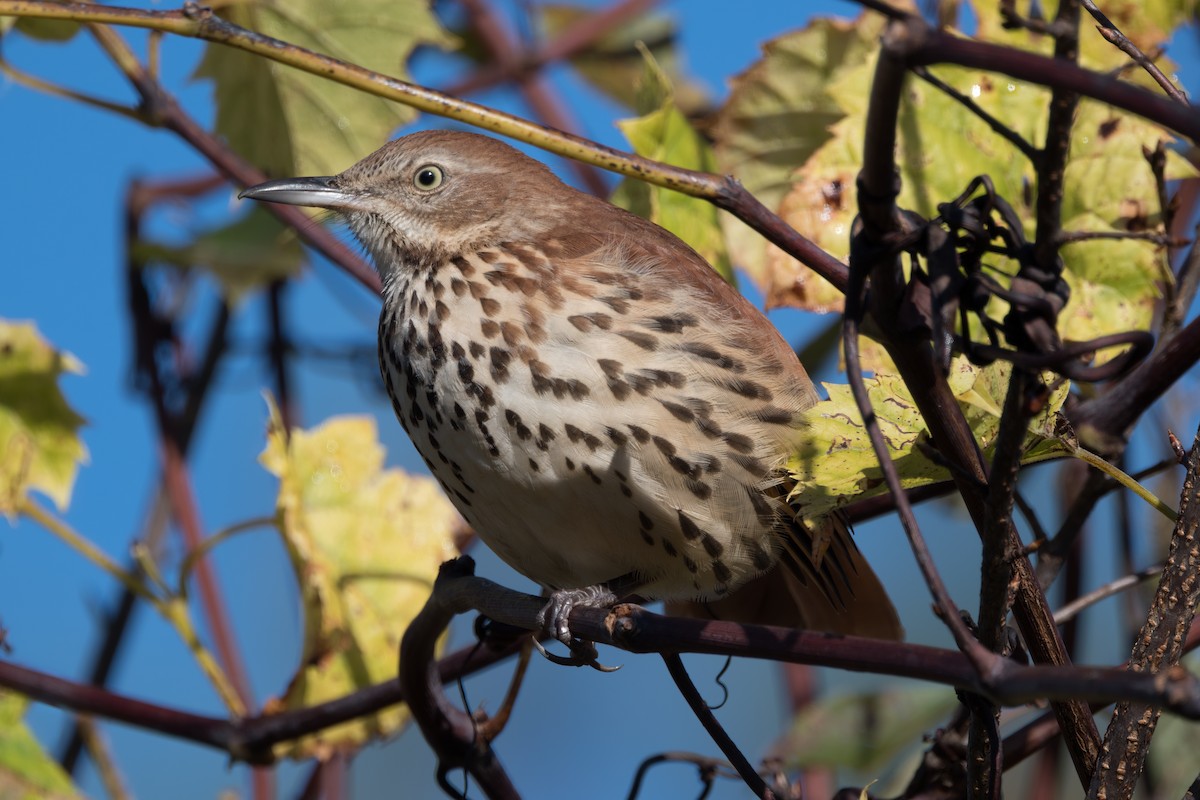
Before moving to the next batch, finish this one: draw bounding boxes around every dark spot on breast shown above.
[501,321,524,346]
[469,341,485,359]
[730,452,766,475]
[700,533,724,557]
[606,427,628,446]
[565,457,575,470]
[480,297,501,316]
[451,256,474,276]
[453,402,466,420]
[682,555,698,574]
[640,529,654,545]
[678,511,702,541]
[481,319,500,338]
[681,342,744,373]
[457,360,474,383]
[451,342,466,360]
[755,405,794,425]
[724,378,773,401]
[686,479,712,499]
[453,488,473,507]
[723,432,754,453]
[434,300,449,323]
[528,458,539,472]
[490,347,511,379]
[535,423,555,450]
[451,278,468,296]
[582,464,602,484]
[662,539,677,557]
[643,313,698,333]
[750,542,773,571]
[660,400,694,422]
[618,330,657,350]
[628,425,650,443]
[638,511,654,530]
[712,560,732,583]
[479,250,499,264]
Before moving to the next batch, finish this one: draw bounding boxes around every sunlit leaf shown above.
[611,46,731,282]
[779,686,958,773]
[710,13,888,304]
[0,691,81,800]
[538,4,706,114]
[0,321,87,516]
[193,0,456,178]
[133,208,305,303]
[259,398,460,759]
[788,358,1072,522]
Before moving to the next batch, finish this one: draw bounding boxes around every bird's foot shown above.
[534,585,621,672]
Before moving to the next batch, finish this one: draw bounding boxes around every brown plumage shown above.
[241,130,902,643]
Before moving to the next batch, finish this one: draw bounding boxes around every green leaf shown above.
[788,358,1072,522]
[193,0,456,178]
[7,16,81,42]
[538,4,706,114]
[0,691,82,800]
[779,686,958,774]
[0,321,87,515]
[610,46,732,282]
[133,208,306,303]
[710,14,887,306]
[259,398,460,759]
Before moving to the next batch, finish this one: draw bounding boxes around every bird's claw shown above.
[533,585,621,672]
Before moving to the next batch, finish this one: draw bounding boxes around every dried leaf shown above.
[259,398,460,759]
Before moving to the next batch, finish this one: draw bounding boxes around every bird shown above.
[240,130,902,662]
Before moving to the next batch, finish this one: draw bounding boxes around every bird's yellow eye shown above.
[414,165,444,191]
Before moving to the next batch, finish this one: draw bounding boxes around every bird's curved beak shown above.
[239,176,366,210]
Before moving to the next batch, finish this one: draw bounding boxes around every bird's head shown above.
[240,130,571,277]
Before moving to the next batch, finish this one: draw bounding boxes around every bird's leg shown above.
[534,577,638,671]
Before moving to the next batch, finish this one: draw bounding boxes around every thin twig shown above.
[662,654,773,799]
[1080,0,1188,104]
[913,65,1039,163]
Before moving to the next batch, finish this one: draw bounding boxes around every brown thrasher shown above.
[242,130,902,661]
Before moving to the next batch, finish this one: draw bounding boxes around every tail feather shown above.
[668,513,903,640]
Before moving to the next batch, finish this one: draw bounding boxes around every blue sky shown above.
[3,2,1199,798]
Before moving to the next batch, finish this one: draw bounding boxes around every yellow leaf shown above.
[0,691,82,800]
[259,398,460,759]
[0,320,87,515]
[788,358,1071,522]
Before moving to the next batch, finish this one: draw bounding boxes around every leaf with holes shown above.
[193,0,456,178]
[0,321,87,516]
[259,397,460,759]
